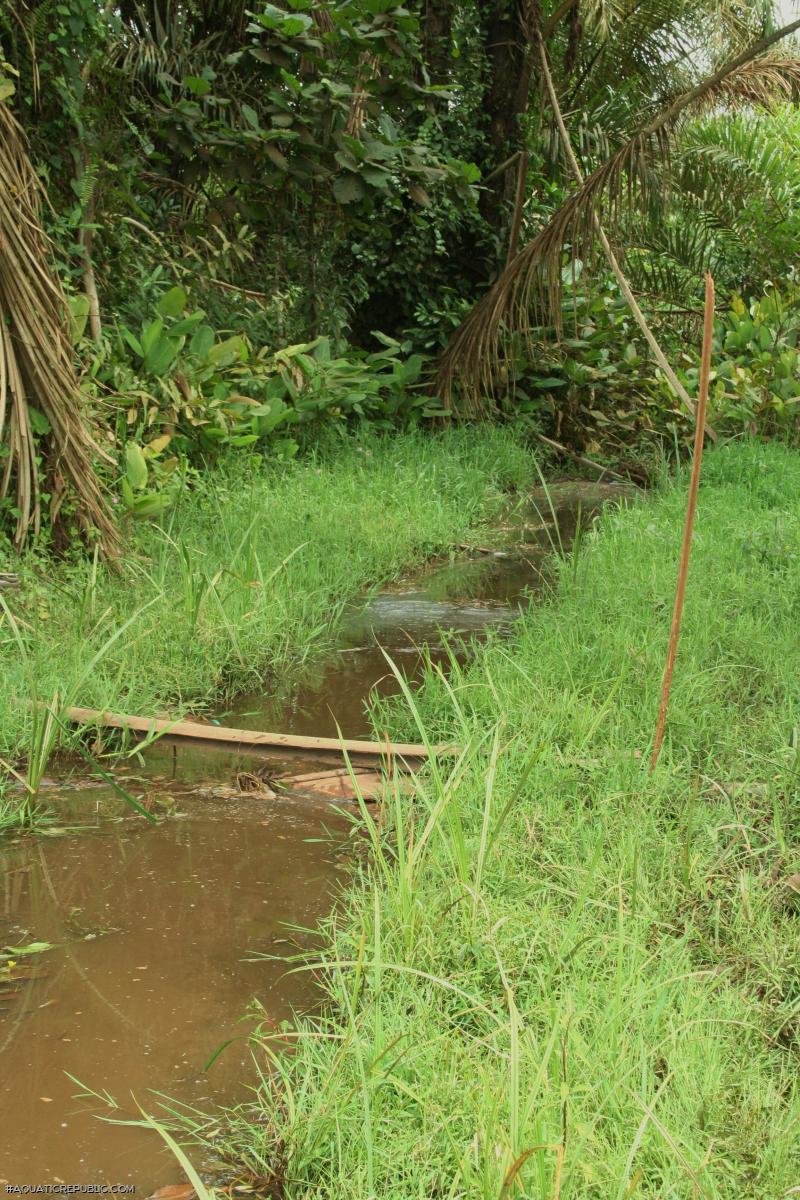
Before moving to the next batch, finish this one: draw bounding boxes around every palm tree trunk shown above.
[477,1,535,232]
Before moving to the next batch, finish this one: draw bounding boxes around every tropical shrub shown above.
[79,286,444,517]
[688,286,800,435]
[500,279,800,460]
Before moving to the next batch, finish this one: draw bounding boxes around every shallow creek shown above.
[0,484,630,1189]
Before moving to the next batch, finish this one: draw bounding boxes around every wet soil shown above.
[0,481,636,1189]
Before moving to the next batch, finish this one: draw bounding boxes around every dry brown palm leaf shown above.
[0,101,120,556]
[435,17,800,415]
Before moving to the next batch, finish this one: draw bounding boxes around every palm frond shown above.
[436,19,800,412]
[0,102,119,554]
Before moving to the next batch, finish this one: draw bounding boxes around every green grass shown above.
[205,439,800,1199]
[0,427,534,826]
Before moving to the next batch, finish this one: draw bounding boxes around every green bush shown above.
[79,286,448,520]
[505,278,800,458]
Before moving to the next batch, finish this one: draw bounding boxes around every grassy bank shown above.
[214,440,800,1198]
[0,428,533,824]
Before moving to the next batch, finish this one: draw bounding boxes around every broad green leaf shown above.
[253,400,290,433]
[121,326,143,357]
[125,443,148,491]
[398,354,424,384]
[170,311,205,335]
[185,75,211,96]
[206,335,246,367]
[144,337,180,377]
[68,295,90,344]
[361,165,391,189]
[140,318,164,356]
[190,324,215,359]
[281,14,312,33]
[279,68,303,95]
[132,493,171,518]
[370,330,401,348]
[294,352,316,376]
[156,286,187,318]
[333,173,365,204]
[241,103,260,130]
[28,407,52,437]
[3,941,54,957]
[341,134,365,160]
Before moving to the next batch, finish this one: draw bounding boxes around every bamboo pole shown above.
[64,705,456,763]
[649,272,715,771]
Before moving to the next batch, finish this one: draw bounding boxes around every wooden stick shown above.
[649,272,715,771]
[64,705,455,762]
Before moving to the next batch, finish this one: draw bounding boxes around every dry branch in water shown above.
[434,18,800,414]
[0,101,119,555]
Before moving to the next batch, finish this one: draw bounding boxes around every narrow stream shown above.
[0,484,630,1189]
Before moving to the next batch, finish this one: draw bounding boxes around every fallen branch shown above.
[65,705,456,763]
[533,433,630,482]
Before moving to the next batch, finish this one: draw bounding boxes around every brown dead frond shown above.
[435,18,800,415]
[0,101,120,555]
[706,57,800,110]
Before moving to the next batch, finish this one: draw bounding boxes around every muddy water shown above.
[0,791,348,1187]
[0,483,634,1189]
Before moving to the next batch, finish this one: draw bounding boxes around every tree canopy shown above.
[1,0,800,545]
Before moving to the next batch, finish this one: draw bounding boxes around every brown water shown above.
[0,483,635,1190]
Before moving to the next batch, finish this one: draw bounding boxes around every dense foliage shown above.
[1,0,800,543]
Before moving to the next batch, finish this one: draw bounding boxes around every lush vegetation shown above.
[196,440,800,1198]
[2,1,800,1193]
[2,2,800,550]
[0,427,530,826]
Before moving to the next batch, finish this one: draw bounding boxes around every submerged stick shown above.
[649,272,715,771]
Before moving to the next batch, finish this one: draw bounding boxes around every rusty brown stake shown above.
[649,272,715,771]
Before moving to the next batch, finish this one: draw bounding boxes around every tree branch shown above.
[542,0,579,41]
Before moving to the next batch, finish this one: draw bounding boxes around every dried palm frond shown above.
[0,101,120,555]
[436,17,800,414]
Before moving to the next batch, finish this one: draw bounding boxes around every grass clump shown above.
[0,427,533,821]
[215,440,800,1199]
